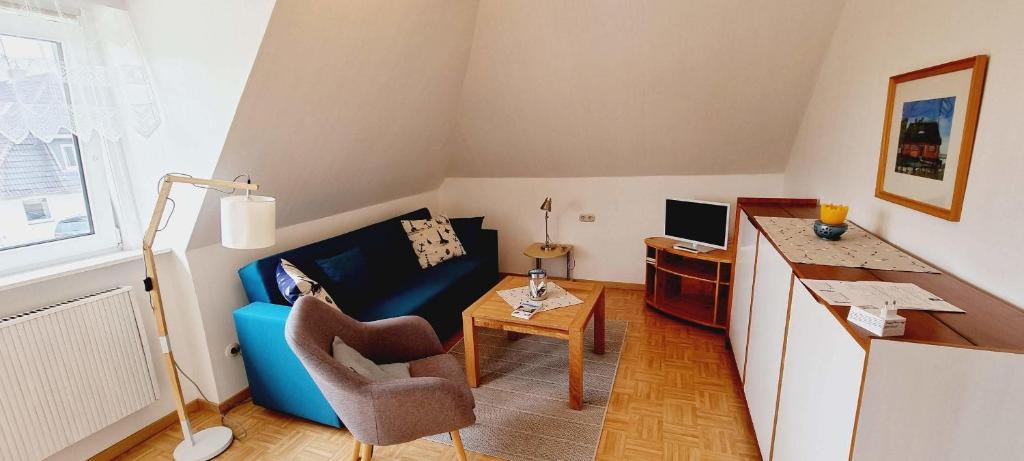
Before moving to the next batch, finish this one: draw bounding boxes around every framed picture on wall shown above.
[875,55,988,221]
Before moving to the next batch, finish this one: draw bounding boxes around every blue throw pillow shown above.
[316,247,371,294]
[450,216,484,252]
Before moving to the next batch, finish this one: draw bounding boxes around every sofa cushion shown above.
[401,215,466,269]
[360,257,483,321]
[450,216,484,252]
[316,247,371,298]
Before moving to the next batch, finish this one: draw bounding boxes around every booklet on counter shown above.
[801,279,965,313]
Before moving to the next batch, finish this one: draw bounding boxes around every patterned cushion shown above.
[276,258,337,307]
[401,215,466,269]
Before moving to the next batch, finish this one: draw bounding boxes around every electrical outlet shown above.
[579,213,596,223]
[225,342,241,358]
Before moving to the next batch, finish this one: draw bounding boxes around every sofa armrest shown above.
[233,302,342,427]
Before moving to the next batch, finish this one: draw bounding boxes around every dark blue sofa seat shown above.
[233,208,498,427]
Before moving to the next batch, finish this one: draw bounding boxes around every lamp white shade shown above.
[221,195,276,249]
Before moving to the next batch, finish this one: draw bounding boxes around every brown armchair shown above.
[285,296,475,461]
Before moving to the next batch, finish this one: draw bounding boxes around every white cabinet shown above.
[742,235,793,460]
[853,341,1024,461]
[773,282,865,461]
[728,210,758,378]
[734,206,1024,461]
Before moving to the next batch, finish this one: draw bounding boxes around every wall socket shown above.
[579,213,596,223]
[225,342,241,358]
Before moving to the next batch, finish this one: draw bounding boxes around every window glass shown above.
[0,35,94,251]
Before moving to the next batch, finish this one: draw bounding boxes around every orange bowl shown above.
[820,203,848,225]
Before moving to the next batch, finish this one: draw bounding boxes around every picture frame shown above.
[874,55,988,221]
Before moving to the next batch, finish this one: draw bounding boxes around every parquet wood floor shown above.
[116,287,760,461]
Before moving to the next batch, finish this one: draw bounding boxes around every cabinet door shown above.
[729,210,759,378]
[742,236,793,460]
[853,341,1024,460]
[773,282,865,461]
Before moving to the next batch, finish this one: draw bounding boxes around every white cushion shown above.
[400,215,466,269]
[332,336,410,381]
[279,258,337,307]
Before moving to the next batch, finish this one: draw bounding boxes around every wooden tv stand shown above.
[644,237,735,329]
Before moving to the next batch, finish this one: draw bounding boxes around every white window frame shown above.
[0,16,123,275]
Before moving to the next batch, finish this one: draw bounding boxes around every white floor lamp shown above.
[142,174,276,461]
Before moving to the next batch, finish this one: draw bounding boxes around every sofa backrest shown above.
[238,208,431,306]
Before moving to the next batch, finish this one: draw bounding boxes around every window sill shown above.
[0,248,172,292]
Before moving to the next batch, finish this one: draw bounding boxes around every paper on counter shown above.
[801,279,964,313]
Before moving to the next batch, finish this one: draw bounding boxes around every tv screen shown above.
[664,199,729,249]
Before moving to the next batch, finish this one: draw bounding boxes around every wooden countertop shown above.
[739,199,1024,352]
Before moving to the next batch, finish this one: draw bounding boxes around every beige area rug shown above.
[425,320,628,461]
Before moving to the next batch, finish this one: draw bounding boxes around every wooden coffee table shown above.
[462,276,605,410]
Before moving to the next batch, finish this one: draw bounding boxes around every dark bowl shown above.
[813,220,848,241]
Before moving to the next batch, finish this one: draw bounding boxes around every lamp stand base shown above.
[173,426,233,461]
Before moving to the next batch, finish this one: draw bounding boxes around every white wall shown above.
[186,190,439,401]
[438,175,784,283]
[110,0,278,404]
[188,0,479,249]
[123,0,276,252]
[784,0,1024,309]
[0,252,205,461]
[444,0,845,177]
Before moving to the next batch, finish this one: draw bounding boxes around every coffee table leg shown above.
[594,291,606,355]
[569,331,583,410]
[463,315,479,387]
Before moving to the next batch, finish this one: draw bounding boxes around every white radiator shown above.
[0,287,158,461]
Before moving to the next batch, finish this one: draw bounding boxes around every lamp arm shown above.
[143,174,259,250]
[140,174,260,449]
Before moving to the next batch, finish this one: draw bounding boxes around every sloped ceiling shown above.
[189,0,479,248]
[445,0,846,177]
[189,0,846,247]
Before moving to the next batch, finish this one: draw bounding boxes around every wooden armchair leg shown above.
[350,440,362,461]
[360,442,374,461]
[451,430,468,461]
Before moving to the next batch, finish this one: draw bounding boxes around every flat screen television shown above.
[664,199,730,252]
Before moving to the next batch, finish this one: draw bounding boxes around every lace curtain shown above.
[0,0,160,147]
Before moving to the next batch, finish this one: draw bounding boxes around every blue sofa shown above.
[233,208,498,427]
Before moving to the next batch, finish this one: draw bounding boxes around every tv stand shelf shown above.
[644,237,735,329]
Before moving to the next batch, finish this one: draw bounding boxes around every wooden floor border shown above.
[218,387,252,413]
[89,388,252,461]
[88,400,204,461]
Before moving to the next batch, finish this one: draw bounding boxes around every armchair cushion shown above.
[332,337,410,382]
